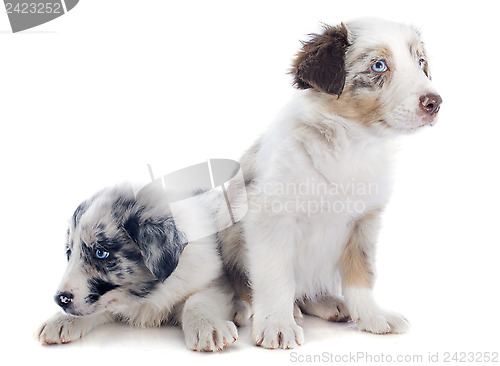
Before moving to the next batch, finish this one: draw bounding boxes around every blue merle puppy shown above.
[36,184,238,351]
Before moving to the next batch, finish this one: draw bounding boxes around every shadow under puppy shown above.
[36,184,237,351]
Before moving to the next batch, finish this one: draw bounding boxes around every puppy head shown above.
[291,18,442,133]
[54,185,187,317]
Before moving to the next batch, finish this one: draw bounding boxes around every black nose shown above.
[54,291,74,309]
[419,94,442,115]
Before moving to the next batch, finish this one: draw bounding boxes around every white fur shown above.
[343,287,409,334]
[239,18,439,348]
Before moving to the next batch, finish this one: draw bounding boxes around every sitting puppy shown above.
[219,18,442,348]
[37,184,237,351]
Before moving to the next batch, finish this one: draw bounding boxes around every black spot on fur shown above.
[351,68,387,93]
[291,23,349,96]
[86,278,120,304]
[72,201,88,227]
[128,280,159,298]
[373,72,386,88]
[102,235,126,252]
[112,197,136,220]
[352,76,374,91]
[121,247,143,263]
[65,229,72,260]
[85,293,100,304]
[124,216,140,242]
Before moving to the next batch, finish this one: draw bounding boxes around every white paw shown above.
[36,313,87,345]
[344,288,409,334]
[356,310,409,334]
[184,319,238,352]
[253,319,304,349]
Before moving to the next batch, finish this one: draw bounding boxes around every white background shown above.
[1,0,499,365]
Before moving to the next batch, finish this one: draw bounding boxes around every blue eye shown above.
[419,58,426,69]
[95,249,109,259]
[371,61,388,73]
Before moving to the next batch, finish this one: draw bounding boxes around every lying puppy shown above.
[37,184,237,351]
[219,18,442,348]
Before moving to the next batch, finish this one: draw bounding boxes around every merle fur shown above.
[124,215,188,282]
[86,278,120,304]
[66,186,190,308]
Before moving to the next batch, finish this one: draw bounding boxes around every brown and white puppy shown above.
[218,18,442,348]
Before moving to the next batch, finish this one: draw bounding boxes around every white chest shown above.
[267,134,393,298]
[266,136,393,221]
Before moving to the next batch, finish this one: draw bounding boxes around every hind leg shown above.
[298,295,350,322]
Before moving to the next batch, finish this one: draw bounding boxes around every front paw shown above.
[356,310,409,334]
[183,319,238,352]
[36,313,87,345]
[253,318,304,349]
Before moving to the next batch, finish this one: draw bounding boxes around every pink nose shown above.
[419,94,442,115]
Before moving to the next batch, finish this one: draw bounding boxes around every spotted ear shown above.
[291,23,349,96]
[124,216,188,281]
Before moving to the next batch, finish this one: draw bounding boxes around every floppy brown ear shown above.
[291,23,349,96]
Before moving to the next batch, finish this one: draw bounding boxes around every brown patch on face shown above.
[291,23,349,96]
[341,93,381,127]
[312,43,396,127]
[319,89,383,128]
[376,46,392,60]
[340,209,381,288]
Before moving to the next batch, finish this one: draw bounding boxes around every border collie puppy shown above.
[219,18,442,348]
[37,184,238,351]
